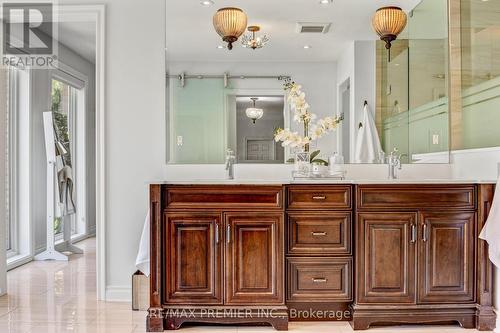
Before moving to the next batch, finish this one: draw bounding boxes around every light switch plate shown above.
[176,136,183,146]
[432,134,439,145]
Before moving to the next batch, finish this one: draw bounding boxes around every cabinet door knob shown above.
[311,232,327,236]
[226,225,231,244]
[312,278,327,283]
[312,196,326,200]
[422,223,428,242]
[410,224,416,243]
[215,224,219,244]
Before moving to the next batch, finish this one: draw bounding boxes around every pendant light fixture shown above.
[213,7,248,50]
[245,98,264,124]
[241,26,270,50]
[372,6,407,50]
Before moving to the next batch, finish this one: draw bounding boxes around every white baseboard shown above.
[105,285,132,302]
[88,224,96,236]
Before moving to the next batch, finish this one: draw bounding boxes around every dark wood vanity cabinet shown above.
[165,213,222,305]
[418,211,475,304]
[285,185,354,320]
[352,185,496,331]
[148,183,496,332]
[356,212,417,304]
[225,212,284,305]
[148,185,288,332]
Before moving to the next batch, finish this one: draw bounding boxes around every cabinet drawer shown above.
[287,257,352,302]
[164,186,283,209]
[287,186,352,210]
[357,185,476,210]
[287,212,351,255]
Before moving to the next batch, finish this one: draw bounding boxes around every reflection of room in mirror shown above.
[234,96,285,163]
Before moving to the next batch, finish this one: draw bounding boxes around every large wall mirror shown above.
[166,0,497,165]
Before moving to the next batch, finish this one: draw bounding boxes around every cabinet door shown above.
[418,212,475,303]
[165,213,222,304]
[225,212,284,305]
[357,212,417,304]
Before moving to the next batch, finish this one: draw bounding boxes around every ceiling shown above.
[166,0,422,63]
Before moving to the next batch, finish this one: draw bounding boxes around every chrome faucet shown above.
[225,149,236,180]
[387,148,402,179]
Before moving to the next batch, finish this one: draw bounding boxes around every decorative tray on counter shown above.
[292,171,346,180]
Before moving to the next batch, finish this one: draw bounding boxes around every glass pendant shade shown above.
[245,108,264,124]
[213,7,248,50]
[372,6,407,49]
[245,97,264,123]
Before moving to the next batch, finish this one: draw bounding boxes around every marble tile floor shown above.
[0,238,492,333]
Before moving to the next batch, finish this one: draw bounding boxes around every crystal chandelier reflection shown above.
[245,98,264,124]
[241,26,269,50]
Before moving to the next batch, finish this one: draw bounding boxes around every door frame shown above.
[56,5,106,300]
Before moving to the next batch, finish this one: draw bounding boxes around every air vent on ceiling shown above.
[296,22,331,34]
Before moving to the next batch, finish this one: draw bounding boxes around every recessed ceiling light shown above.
[200,0,214,6]
[319,0,333,4]
[303,45,311,49]
[216,45,226,49]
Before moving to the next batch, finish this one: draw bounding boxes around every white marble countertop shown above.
[148,178,497,185]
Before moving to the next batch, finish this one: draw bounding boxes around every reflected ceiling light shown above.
[372,6,407,50]
[241,26,270,50]
[246,98,264,124]
[303,45,311,49]
[319,0,333,4]
[213,7,248,50]
[200,0,214,6]
[216,45,226,49]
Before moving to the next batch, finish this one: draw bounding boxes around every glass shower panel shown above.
[460,0,500,149]
[168,78,226,164]
[408,0,449,158]
[379,39,410,163]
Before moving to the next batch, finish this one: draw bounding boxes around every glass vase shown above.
[294,151,311,177]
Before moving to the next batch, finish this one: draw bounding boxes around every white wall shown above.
[168,61,338,159]
[31,41,96,254]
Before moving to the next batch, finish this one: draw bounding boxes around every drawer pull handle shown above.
[311,232,327,236]
[312,196,326,200]
[215,224,219,244]
[410,224,416,243]
[312,278,327,283]
[226,225,231,244]
[423,223,428,242]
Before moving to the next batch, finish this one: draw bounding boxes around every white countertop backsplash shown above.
[153,162,498,184]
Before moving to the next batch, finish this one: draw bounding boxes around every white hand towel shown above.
[355,104,383,164]
[135,211,150,276]
[479,177,500,268]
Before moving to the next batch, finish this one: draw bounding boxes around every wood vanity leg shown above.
[270,317,289,331]
[476,185,497,331]
[147,308,165,332]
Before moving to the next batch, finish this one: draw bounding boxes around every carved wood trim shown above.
[149,185,162,309]
[476,184,497,331]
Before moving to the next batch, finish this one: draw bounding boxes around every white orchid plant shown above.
[274,78,343,165]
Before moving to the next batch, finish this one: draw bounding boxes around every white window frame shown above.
[6,66,33,269]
